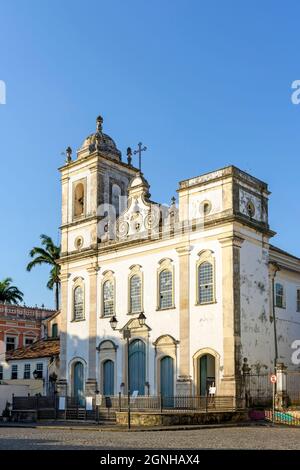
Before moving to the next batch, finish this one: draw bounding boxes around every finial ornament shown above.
[66,146,72,163]
[171,196,176,205]
[96,115,103,133]
[127,147,132,166]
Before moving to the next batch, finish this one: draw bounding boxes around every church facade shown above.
[57,116,300,401]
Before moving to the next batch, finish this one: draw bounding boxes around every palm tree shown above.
[0,278,24,304]
[27,234,61,310]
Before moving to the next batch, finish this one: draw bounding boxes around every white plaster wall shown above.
[189,239,224,378]
[188,188,223,219]
[240,239,273,372]
[66,270,90,381]
[274,273,300,369]
[67,226,91,251]
[2,357,49,381]
[95,246,180,394]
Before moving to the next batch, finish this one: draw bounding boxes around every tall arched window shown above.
[111,183,122,217]
[74,182,85,217]
[103,280,114,317]
[74,286,84,320]
[159,269,173,309]
[198,261,214,304]
[130,274,142,313]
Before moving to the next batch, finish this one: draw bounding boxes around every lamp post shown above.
[110,312,146,430]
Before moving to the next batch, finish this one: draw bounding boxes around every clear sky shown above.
[0,0,300,308]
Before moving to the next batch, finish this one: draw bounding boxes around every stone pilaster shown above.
[275,362,288,409]
[86,264,98,396]
[218,235,244,398]
[57,270,69,396]
[176,245,192,395]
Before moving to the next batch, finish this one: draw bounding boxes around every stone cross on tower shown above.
[133,142,147,171]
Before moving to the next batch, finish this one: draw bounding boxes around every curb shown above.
[0,421,269,433]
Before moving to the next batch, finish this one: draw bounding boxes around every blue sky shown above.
[0,0,300,308]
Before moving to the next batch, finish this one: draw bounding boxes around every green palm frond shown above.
[27,234,61,309]
[0,278,24,304]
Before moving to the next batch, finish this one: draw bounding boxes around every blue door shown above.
[160,356,174,407]
[103,360,114,396]
[129,339,145,395]
[73,361,84,405]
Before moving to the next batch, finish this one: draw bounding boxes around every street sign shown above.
[270,374,277,384]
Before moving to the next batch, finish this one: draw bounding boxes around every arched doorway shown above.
[160,356,174,407]
[129,339,145,395]
[103,360,114,396]
[73,361,84,405]
[198,354,215,396]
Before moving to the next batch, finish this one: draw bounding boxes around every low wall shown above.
[0,384,29,415]
[115,411,249,427]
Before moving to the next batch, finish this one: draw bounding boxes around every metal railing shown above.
[265,409,300,426]
[12,394,241,417]
[98,394,241,413]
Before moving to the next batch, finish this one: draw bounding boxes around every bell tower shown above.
[60,115,138,257]
[57,116,138,396]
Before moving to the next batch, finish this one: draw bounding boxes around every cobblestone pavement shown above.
[0,426,300,450]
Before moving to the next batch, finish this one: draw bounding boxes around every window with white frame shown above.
[103,279,114,317]
[36,363,43,379]
[198,261,214,304]
[74,285,84,321]
[6,336,16,352]
[11,365,18,379]
[297,289,300,312]
[275,283,285,308]
[130,274,142,313]
[25,337,34,346]
[159,269,173,309]
[24,364,31,379]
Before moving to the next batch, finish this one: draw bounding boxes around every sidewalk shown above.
[0,419,270,432]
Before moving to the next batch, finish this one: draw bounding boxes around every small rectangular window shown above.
[297,289,300,312]
[35,363,43,379]
[6,336,16,352]
[0,365,3,380]
[51,323,58,338]
[25,337,34,346]
[275,283,285,308]
[24,364,31,379]
[11,365,18,380]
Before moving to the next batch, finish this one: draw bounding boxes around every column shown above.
[176,245,192,395]
[275,362,288,409]
[85,264,98,396]
[56,270,69,396]
[218,235,244,398]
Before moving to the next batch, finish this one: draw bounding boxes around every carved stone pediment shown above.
[116,173,160,241]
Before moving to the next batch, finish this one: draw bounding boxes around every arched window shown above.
[74,286,84,320]
[111,183,122,217]
[103,280,114,317]
[74,182,85,217]
[130,274,142,313]
[159,269,173,309]
[198,261,214,304]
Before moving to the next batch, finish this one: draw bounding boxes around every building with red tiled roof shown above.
[0,303,56,360]
[0,306,60,396]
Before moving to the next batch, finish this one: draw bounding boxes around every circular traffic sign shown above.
[270,374,277,384]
